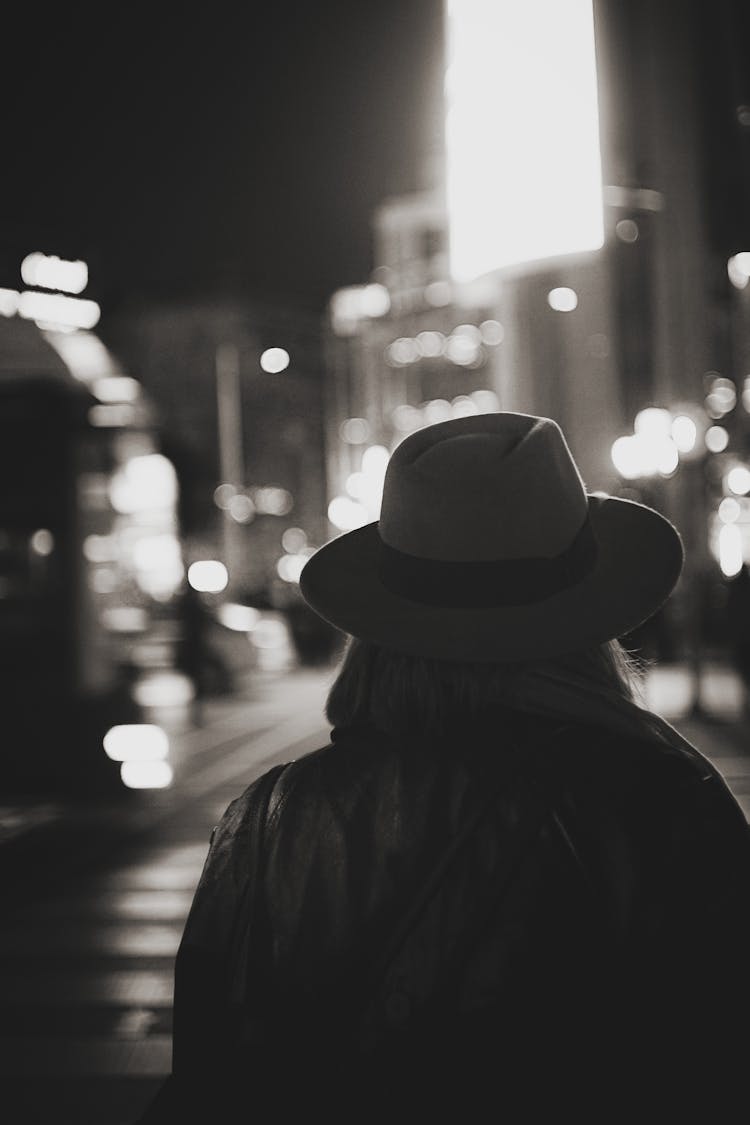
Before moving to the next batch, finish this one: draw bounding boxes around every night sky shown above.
[5,2,443,317]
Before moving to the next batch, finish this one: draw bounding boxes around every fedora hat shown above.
[299,412,683,661]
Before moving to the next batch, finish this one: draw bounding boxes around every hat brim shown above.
[299,495,684,662]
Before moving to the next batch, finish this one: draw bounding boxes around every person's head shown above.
[301,412,683,730]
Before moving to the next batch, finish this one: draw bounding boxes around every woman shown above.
[141,412,750,1121]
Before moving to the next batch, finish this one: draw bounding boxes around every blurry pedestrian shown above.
[725,563,750,716]
[175,582,231,725]
[139,413,750,1122]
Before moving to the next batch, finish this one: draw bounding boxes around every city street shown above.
[3,4,749,1121]
[1,658,749,1124]
[0,664,333,1125]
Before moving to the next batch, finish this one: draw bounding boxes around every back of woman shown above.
[140,413,750,1122]
[257,694,750,1114]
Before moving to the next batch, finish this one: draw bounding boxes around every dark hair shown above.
[325,636,644,738]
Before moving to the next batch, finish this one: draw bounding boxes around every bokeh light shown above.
[339,417,370,444]
[30,528,54,556]
[671,415,697,454]
[706,426,729,453]
[328,496,369,531]
[120,760,174,789]
[727,253,750,290]
[103,724,169,762]
[727,466,750,495]
[187,560,228,593]
[719,523,744,577]
[259,347,290,374]
[547,287,579,312]
[281,527,308,553]
[719,497,741,523]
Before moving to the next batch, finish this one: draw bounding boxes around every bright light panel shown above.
[445,0,604,281]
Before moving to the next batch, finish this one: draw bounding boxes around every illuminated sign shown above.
[445,0,604,281]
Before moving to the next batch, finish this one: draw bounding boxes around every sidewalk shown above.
[0,663,333,896]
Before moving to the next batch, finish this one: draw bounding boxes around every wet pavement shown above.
[0,658,748,1124]
[0,664,333,1125]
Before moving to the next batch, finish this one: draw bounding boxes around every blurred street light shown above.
[187,559,229,593]
[727,252,750,290]
[611,434,677,481]
[547,287,579,312]
[260,347,290,373]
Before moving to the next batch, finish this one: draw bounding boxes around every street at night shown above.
[0,663,333,1123]
[0,656,748,1122]
[3,0,750,1119]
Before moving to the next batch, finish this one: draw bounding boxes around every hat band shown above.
[378,516,597,608]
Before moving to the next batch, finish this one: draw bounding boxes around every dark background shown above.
[3,2,443,314]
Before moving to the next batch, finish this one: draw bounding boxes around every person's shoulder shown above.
[564,718,749,837]
[553,714,703,773]
[542,715,733,808]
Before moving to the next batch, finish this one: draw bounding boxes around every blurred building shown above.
[0,309,184,794]
[103,297,328,606]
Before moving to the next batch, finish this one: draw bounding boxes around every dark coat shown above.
[141,707,750,1122]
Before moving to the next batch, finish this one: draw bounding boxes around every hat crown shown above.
[379,413,589,562]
